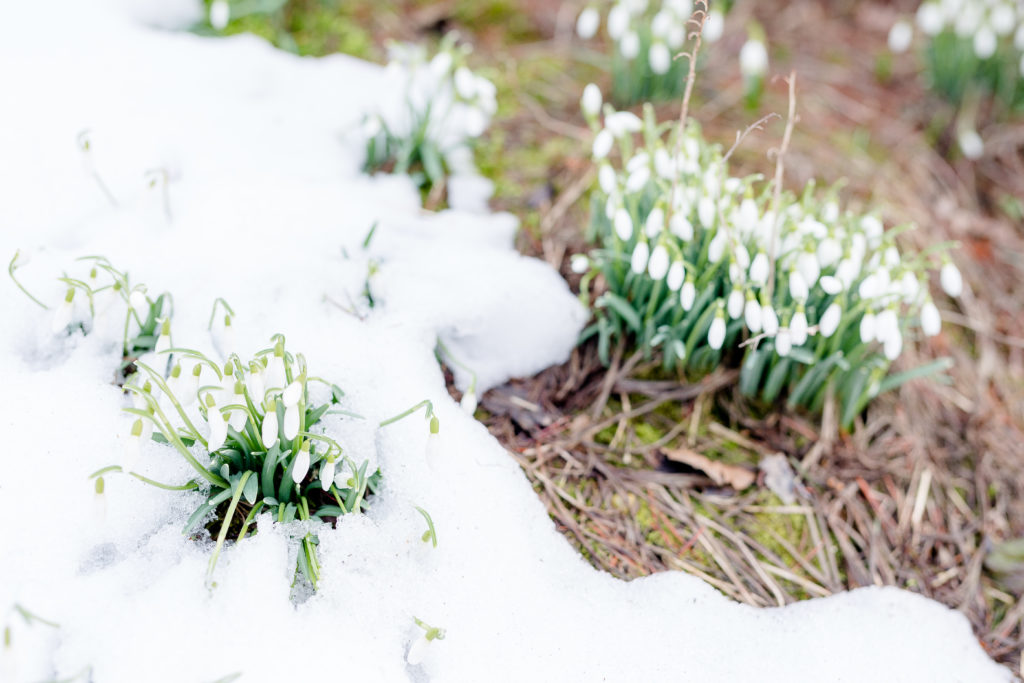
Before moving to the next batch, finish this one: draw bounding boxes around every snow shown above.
[0,2,1010,681]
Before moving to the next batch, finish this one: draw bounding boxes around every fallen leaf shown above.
[662,447,756,490]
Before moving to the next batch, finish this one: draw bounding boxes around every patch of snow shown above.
[0,3,1010,682]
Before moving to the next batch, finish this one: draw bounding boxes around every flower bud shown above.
[860,311,877,344]
[598,164,617,194]
[649,42,672,75]
[940,261,963,297]
[708,309,727,351]
[921,300,941,337]
[744,295,762,333]
[667,261,685,291]
[791,309,808,345]
[680,279,696,311]
[461,387,478,415]
[669,213,693,241]
[630,241,650,275]
[727,288,744,320]
[155,318,172,354]
[740,39,768,77]
[576,6,600,39]
[262,400,279,449]
[209,0,229,30]
[129,288,147,313]
[607,4,629,39]
[581,83,602,118]
[775,328,792,357]
[614,208,633,241]
[283,380,303,408]
[888,19,913,53]
[291,440,311,484]
[208,411,228,451]
[619,31,640,60]
[320,457,336,491]
[819,303,841,337]
[648,244,670,280]
[51,288,75,334]
[570,254,590,274]
[645,207,665,239]
[94,476,107,524]
[283,403,300,441]
[789,270,809,301]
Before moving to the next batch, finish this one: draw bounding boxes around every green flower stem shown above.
[379,400,434,427]
[135,360,208,448]
[206,297,235,330]
[435,338,478,391]
[238,500,265,541]
[207,471,251,580]
[8,251,50,310]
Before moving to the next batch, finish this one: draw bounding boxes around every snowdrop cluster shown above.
[576,0,727,104]
[9,253,174,385]
[100,334,379,589]
[890,0,1024,155]
[578,99,961,427]
[361,34,497,194]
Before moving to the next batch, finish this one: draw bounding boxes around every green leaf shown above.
[313,505,346,518]
[876,357,953,395]
[762,355,792,403]
[739,346,770,397]
[242,472,258,505]
[331,384,345,403]
[182,503,214,535]
[601,293,642,332]
[261,444,281,499]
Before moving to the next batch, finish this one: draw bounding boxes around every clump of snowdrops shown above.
[91,334,380,589]
[575,94,961,429]
[9,252,174,384]
[889,0,1024,157]
[361,33,497,196]
[575,0,730,105]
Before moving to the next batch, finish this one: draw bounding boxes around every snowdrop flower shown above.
[614,208,634,240]
[888,19,914,53]
[667,261,685,291]
[649,42,672,74]
[592,129,614,160]
[876,308,899,342]
[461,386,478,414]
[749,252,769,286]
[606,111,643,137]
[265,347,287,392]
[819,302,842,337]
[740,39,768,77]
[645,207,665,238]
[625,165,651,193]
[860,215,884,244]
[262,399,279,449]
[598,163,617,194]
[836,258,860,289]
[570,254,591,274]
[227,382,248,431]
[180,364,201,406]
[796,250,820,288]
[608,4,630,40]
[247,362,266,405]
[973,25,997,59]
[789,270,809,301]
[648,244,670,280]
[577,6,600,39]
[669,213,693,241]
[698,196,716,228]
[707,231,726,263]
[921,299,942,336]
[991,4,1017,36]
[631,241,650,275]
[762,304,779,335]
[206,398,229,451]
[727,288,744,319]
[213,314,236,359]
[707,308,727,350]
[291,440,311,484]
[429,51,453,80]
[940,261,963,297]
[884,326,903,360]
[958,128,984,160]
[703,9,724,43]
[124,418,145,471]
[581,83,602,118]
[654,147,674,179]
[131,380,153,410]
[319,456,337,492]
[775,327,792,357]
[817,237,842,268]
[860,311,877,343]
[210,0,229,30]
[791,308,809,345]
[819,275,843,296]
[129,288,148,314]
[282,381,302,441]
[614,30,638,58]
[1016,23,1024,50]
[51,288,75,334]
[425,415,442,470]
[744,295,763,333]
[155,318,171,354]
[916,3,944,35]
[680,279,696,310]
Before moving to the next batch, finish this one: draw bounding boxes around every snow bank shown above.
[0,2,1009,681]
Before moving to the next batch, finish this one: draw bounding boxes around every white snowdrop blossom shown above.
[571,254,591,274]
[581,83,603,118]
[889,19,914,52]
[739,39,768,77]
[154,318,171,354]
[209,0,229,30]
[860,311,877,344]
[577,6,601,39]
[819,303,842,338]
[425,416,442,470]
[958,128,985,159]
[631,241,650,275]
[648,244,670,280]
[461,387,478,414]
[921,299,942,336]
[789,271,809,301]
[941,261,963,297]
[762,305,780,336]
[620,31,641,60]
[744,297,763,333]
[749,252,769,286]
[614,208,634,240]
[708,310,727,350]
[262,400,279,449]
[291,440,311,483]
[51,288,75,334]
[667,261,685,291]
[649,42,672,74]
[775,328,792,357]
[791,310,809,346]
[703,9,724,43]
[319,457,336,491]
[593,129,614,159]
[680,280,696,311]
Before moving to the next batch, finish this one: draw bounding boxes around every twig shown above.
[765,72,798,304]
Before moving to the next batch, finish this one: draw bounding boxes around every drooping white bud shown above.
[605,111,642,137]
[884,327,903,360]
[51,289,75,334]
[991,4,1016,35]
[645,207,665,238]
[775,328,792,357]
[818,275,843,295]
[625,165,651,193]
[282,380,303,408]
[649,42,672,75]
[598,163,617,194]
[646,244,669,279]
[614,208,634,241]
[707,232,727,264]
[791,310,808,345]
[210,0,229,30]
[124,419,144,471]
[888,19,913,53]
[461,388,478,415]
[788,270,809,301]
[571,254,591,274]
[958,129,984,160]
[744,296,762,333]
[265,350,286,392]
[739,39,768,77]
[749,252,769,286]
[860,311,877,344]
[592,129,614,160]
[155,318,172,354]
[283,403,300,441]
[228,382,248,431]
[630,241,650,275]
[425,415,442,470]
[320,457,336,492]
[708,310,727,351]
[577,6,600,39]
[817,238,842,268]
[703,9,724,43]
[607,4,629,40]
[680,279,696,311]
[667,261,685,291]
[940,261,963,297]
[619,31,640,60]
[129,288,148,314]
[819,303,842,338]
[796,251,820,287]
[581,83,602,117]
[916,3,943,35]
[669,213,693,241]
[291,441,311,484]
[727,289,744,320]
[698,196,716,228]
[454,67,476,100]
[262,400,279,449]
[973,26,997,59]
[762,305,779,335]
[921,300,941,337]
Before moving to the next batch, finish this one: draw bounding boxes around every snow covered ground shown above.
[0,1,1011,681]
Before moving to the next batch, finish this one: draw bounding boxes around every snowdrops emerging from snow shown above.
[891,0,1024,118]
[361,34,497,196]
[575,1,728,105]
[578,103,959,428]
[96,334,379,590]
